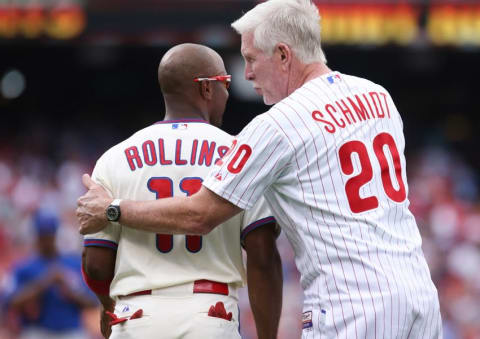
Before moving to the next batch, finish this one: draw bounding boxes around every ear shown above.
[198,80,213,101]
[276,43,292,71]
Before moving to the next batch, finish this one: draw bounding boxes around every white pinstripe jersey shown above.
[83,119,275,298]
[204,72,442,339]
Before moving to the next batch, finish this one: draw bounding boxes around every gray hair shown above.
[231,0,327,64]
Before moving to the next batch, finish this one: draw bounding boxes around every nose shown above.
[244,64,254,81]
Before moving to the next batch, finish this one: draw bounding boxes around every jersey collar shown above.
[154,119,209,124]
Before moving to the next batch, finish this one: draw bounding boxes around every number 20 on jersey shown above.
[339,132,407,213]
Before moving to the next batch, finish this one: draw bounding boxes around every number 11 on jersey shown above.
[147,177,203,253]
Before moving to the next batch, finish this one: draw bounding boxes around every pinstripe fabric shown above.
[204,72,442,339]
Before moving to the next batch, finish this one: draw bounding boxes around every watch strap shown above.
[111,199,122,207]
[107,199,122,225]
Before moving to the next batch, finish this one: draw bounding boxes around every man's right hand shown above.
[77,174,112,235]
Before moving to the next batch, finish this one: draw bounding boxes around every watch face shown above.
[106,206,120,221]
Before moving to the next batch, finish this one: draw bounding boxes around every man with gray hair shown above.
[77,1,442,338]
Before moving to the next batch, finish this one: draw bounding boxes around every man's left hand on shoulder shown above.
[77,174,112,235]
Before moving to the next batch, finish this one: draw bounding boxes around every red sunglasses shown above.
[194,75,231,89]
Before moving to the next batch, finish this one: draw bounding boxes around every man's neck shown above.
[163,112,208,122]
[163,100,209,123]
[302,63,332,84]
[289,61,332,95]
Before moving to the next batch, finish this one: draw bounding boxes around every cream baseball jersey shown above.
[204,73,442,338]
[84,119,275,298]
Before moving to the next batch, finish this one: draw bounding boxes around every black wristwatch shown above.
[106,199,122,223]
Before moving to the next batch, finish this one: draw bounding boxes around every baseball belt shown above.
[123,279,230,298]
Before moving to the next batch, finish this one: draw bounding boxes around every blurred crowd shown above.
[0,143,478,339]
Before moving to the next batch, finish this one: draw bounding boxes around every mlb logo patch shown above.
[327,74,341,84]
[302,311,313,330]
[172,123,188,130]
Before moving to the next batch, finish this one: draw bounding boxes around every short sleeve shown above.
[83,224,120,250]
[83,153,120,249]
[90,152,114,198]
[203,115,292,209]
[240,195,279,248]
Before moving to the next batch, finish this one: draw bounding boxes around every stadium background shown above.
[0,0,479,338]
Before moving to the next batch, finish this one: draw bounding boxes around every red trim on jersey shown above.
[84,239,118,250]
[240,216,276,248]
[81,265,112,296]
